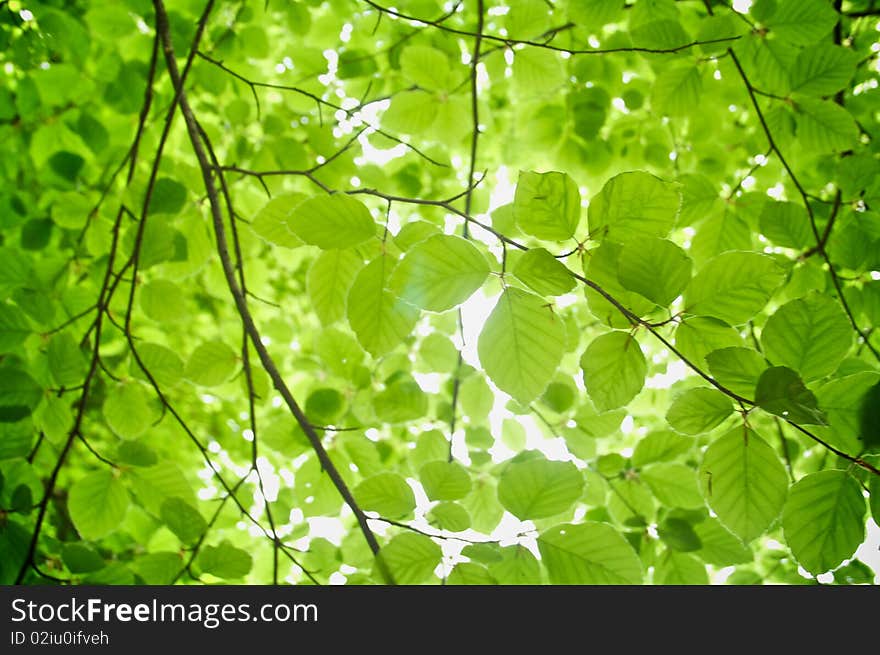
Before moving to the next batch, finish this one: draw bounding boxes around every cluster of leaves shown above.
[1,0,879,586]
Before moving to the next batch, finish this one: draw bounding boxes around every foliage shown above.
[1,0,879,586]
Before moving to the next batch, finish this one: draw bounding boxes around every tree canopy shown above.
[1,0,879,586]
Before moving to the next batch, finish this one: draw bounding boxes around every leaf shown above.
[390,234,489,312]
[794,96,859,154]
[148,177,187,215]
[641,463,704,509]
[816,372,880,454]
[496,455,583,520]
[354,473,416,518]
[580,331,647,411]
[698,427,788,543]
[198,541,253,579]
[131,342,184,388]
[512,49,567,98]
[651,63,702,117]
[428,502,471,532]
[68,470,130,540]
[705,347,768,399]
[381,90,437,135]
[666,388,733,435]
[379,533,441,584]
[185,340,238,386]
[632,431,693,467]
[513,171,581,241]
[400,45,450,91]
[657,518,702,552]
[538,522,642,584]
[761,293,852,382]
[694,518,753,566]
[588,171,680,241]
[617,237,692,306]
[654,551,709,585]
[347,255,420,357]
[250,193,307,248]
[419,461,472,501]
[765,0,838,46]
[0,368,42,423]
[512,248,576,296]
[758,200,812,249]
[102,382,156,440]
[755,366,827,424]
[61,543,105,573]
[477,287,565,404]
[0,304,31,353]
[288,194,376,249]
[160,497,207,546]
[684,252,784,324]
[447,562,495,585]
[790,43,858,96]
[306,249,363,325]
[488,544,542,584]
[782,470,866,575]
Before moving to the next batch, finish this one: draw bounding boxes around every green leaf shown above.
[666,388,733,435]
[588,171,680,242]
[400,45,450,91]
[347,255,420,357]
[46,333,86,388]
[567,0,624,26]
[512,49,567,98]
[102,382,156,440]
[419,461,472,501]
[354,473,416,518]
[651,63,702,117]
[428,502,471,532]
[447,562,495,585]
[198,540,253,579]
[381,90,437,135]
[783,470,866,575]
[706,347,768,399]
[0,369,42,423]
[632,431,693,467]
[379,533,441,584]
[61,543,105,573]
[617,237,692,306]
[497,455,583,520]
[131,342,184,388]
[306,249,363,325]
[477,287,565,404]
[185,340,238,386]
[513,171,581,241]
[657,518,702,552]
[488,544,542,584]
[794,96,859,153]
[148,177,187,215]
[654,551,709,585]
[538,522,642,584]
[580,331,647,411]
[755,366,827,424]
[761,293,852,382]
[512,248,576,296]
[694,518,753,566]
[698,427,788,542]
[160,497,207,546]
[250,194,307,248]
[68,470,130,540]
[870,477,880,527]
[817,372,880,454]
[288,194,376,249]
[390,234,489,312]
[684,252,784,324]
[641,463,704,509]
[758,200,812,249]
[0,304,31,353]
[765,0,838,46]
[790,43,858,96]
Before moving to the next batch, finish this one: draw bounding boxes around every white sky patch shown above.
[731,0,752,13]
